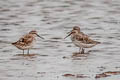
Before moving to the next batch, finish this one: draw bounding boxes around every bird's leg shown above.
[23,50,24,55]
[81,48,84,54]
[79,48,81,53]
[27,49,29,55]
[79,47,82,54]
[79,47,84,54]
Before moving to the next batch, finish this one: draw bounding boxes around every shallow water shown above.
[0,0,120,80]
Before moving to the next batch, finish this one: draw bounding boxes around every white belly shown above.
[17,44,33,50]
[15,40,36,50]
[73,40,96,48]
[71,36,96,48]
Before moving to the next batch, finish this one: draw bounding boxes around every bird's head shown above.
[64,30,78,39]
[73,26,80,32]
[29,30,44,39]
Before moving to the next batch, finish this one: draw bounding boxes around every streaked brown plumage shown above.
[12,30,44,55]
[65,26,100,53]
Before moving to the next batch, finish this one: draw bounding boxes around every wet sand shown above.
[0,0,120,80]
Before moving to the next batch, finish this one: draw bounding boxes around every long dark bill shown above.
[64,32,72,39]
[36,34,44,39]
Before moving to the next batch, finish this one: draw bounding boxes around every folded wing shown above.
[75,33,100,44]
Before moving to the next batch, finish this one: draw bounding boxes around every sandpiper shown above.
[12,30,44,55]
[64,26,100,54]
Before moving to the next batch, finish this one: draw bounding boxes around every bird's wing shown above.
[75,33,100,44]
[18,34,34,45]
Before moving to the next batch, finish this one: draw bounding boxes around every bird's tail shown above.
[12,42,16,45]
[95,41,101,44]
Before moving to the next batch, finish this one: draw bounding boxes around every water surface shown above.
[0,0,120,80]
